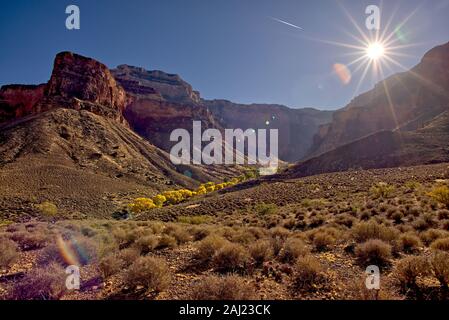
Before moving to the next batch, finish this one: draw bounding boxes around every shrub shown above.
[125,256,171,292]
[279,238,309,263]
[312,231,336,252]
[152,195,167,208]
[189,275,256,300]
[38,237,98,266]
[420,229,448,246]
[292,256,326,292]
[128,198,156,213]
[98,254,124,279]
[134,235,159,254]
[10,262,67,300]
[0,237,19,268]
[355,239,392,266]
[255,203,278,215]
[398,233,422,253]
[213,243,251,273]
[10,231,48,251]
[35,201,58,217]
[431,251,449,287]
[195,235,228,264]
[352,221,398,243]
[119,247,140,266]
[394,256,430,292]
[249,240,273,266]
[430,237,449,252]
[189,226,211,241]
[156,234,177,249]
[428,185,449,208]
[165,224,192,244]
[370,182,395,199]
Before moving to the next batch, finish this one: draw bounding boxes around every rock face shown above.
[0,52,128,124]
[113,67,222,155]
[309,41,449,157]
[0,84,46,123]
[112,65,201,104]
[113,65,333,162]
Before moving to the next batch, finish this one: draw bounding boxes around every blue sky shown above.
[0,0,448,110]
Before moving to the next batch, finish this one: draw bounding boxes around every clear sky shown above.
[0,0,448,110]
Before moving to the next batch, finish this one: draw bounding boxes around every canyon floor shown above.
[1,162,449,300]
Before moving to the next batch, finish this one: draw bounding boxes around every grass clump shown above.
[430,237,449,252]
[352,220,398,243]
[292,256,326,292]
[394,256,430,293]
[355,239,392,266]
[195,235,228,265]
[248,239,273,266]
[189,275,256,300]
[279,238,309,263]
[213,243,251,273]
[0,237,19,268]
[125,256,171,292]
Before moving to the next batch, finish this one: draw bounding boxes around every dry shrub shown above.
[355,240,392,266]
[156,234,177,249]
[311,231,336,252]
[0,237,19,268]
[10,262,67,300]
[394,256,430,292]
[165,224,192,244]
[195,235,228,265]
[431,251,449,287]
[119,247,140,266]
[292,256,326,292]
[134,235,159,254]
[398,233,422,254]
[279,238,309,263]
[249,239,273,265]
[270,227,290,240]
[98,254,124,279]
[37,237,98,267]
[420,229,448,246]
[10,231,48,250]
[125,256,171,292]
[189,275,256,300]
[213,243,251,273]
[189,226,210,241]
[352,221,398,243]
[430,237,449,252]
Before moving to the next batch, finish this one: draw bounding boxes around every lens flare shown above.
[333,63,352,85]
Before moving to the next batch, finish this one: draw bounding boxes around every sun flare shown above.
[366,42,385,60]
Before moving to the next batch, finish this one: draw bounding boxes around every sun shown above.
[366,42,385,60]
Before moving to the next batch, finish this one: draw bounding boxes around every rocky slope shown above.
[309,41,449,157]
[283,109,449,179]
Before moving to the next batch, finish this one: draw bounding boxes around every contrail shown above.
[270,17,304,30]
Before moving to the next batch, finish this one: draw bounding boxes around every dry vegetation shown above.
[1,163,449,300]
